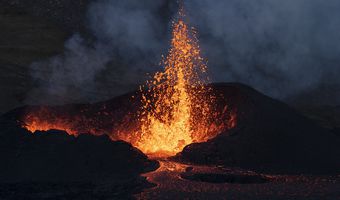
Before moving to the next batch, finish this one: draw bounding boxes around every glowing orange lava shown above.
[134,9,219,156]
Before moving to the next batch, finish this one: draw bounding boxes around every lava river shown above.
[135,160,340,200]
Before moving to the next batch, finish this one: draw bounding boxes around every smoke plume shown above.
[185,0,340,103]
[27,0,340,105]
[26,0,175,105]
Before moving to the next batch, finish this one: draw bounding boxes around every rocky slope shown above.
[174,83,340,174]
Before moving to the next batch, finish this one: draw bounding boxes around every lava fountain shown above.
[21,7,236,157]
[135,9,221,156]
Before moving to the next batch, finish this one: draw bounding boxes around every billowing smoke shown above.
[88,0,171,66]
[27,0,340,105]
[28,35,110,104]
[26,0,175,105]
[185,0,340,103]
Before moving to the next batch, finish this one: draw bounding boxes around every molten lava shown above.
[135,9,220,155]
[21,7,236,157]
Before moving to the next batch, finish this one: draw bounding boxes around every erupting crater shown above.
[21,8,236,157]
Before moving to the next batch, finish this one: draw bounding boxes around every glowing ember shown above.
[21,7,236,157]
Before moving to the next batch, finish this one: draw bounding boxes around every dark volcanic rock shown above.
[175,83,340,175]
[0,126,158,183]
[0,103,157,198]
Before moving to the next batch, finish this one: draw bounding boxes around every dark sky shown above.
[27,0,340,106]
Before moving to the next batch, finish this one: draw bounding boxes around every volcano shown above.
[1,82,339,175]
[1,83,340,199]
[18,9,238,158]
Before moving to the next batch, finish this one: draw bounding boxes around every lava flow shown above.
[21,8,236,156]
